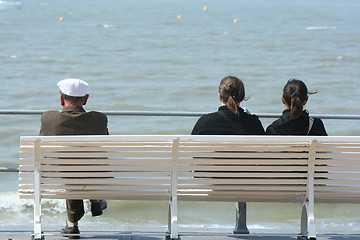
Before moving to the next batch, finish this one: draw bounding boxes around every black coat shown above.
[266,109,327,136]
[191,106,265,135]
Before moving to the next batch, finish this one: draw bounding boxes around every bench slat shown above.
[19,152,34,158]
[323,166,360,172]
[179,172,310,178]
[177,192,306,202]
[18,165,35,172]
[18,186,307,195]
[180,152,310,158]
[18,194,171,201]
[179,142,310,147]
[179,158,308,165]
[178,178,307,184]
[19,158,172,165]
[178,185,307,191]
[41,158,172,165]
[20,172,170,178]
[19,179,308,186]
[316,159,360,165]
[40,165,172,171]
[39,146,172,152]
[316,153,360,159]
[19,184,171,191]
[317,143,360,147]
[20,192,171,200]
[319,179,360,185]
[178,165,308,171]
[41,152,172,158]
[40,178,171,185]
[326,173,360,178]
[39,141,173,146]
[179,146,310,152]
[315,186,360,192]
[315,193,360,198]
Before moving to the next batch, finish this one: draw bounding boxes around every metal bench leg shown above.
[233,202,249,234]
[167,196,179,240]
[33,172,43,240]
[299,201,316,240]
[33,201,43,240]
[33,140,43,240]
[167,138,180,240]
[303,140,316,240]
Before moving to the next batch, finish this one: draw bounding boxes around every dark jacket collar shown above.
[62,106,86,113]
[281,109,309,121]
[218,105,245,115]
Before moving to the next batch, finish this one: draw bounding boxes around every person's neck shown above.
[63,102,83,108]
[220,102,240,107]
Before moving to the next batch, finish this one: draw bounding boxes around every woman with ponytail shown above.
[191,76,264,135]
[266,78,327,135]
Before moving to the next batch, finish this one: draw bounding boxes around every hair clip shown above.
[291,91,300,98]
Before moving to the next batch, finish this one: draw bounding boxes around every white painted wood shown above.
[170,139,179,239]
[18,135,360,240]
[307,140,317,239]
[33,140,42,240]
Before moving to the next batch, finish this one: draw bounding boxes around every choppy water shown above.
[1,0,360,233]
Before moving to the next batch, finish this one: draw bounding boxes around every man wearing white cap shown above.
[40,78,109,238]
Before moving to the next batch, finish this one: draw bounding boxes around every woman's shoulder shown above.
[198,111,222,121]
[310,117,327,135]
[191,111,222,135]
[241,113,262,125]
[238,111,264,134]
[238,107,260,120]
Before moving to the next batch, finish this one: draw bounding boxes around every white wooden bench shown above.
[19,135,360,240]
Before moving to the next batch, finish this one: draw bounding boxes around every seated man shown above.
[40,78,109,238]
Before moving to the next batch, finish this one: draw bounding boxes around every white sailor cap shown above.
[57,78,89,97]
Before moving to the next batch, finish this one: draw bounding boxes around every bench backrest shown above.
[19,136,177,200]
[19,135,360,203]
[177,137,312,202]
[313,139,360,203]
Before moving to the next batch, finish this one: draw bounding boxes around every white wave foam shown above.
[1,55,17,59]
[306,26,337,31]
[0,0,23,9]
[0,192,66,214]
[84,23,116,29]
[102,24,114,28]
[0,192,32,212]
[96,24,115,29]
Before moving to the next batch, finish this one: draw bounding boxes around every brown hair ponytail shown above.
[219,76,245,116]
[282,79,313,120]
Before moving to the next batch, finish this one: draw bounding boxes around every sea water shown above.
[0,0,360,233]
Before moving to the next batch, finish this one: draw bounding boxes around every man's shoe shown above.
[60,225,80,239]
[91,200,107,217]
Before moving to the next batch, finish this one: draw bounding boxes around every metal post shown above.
[233,202,249,234]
